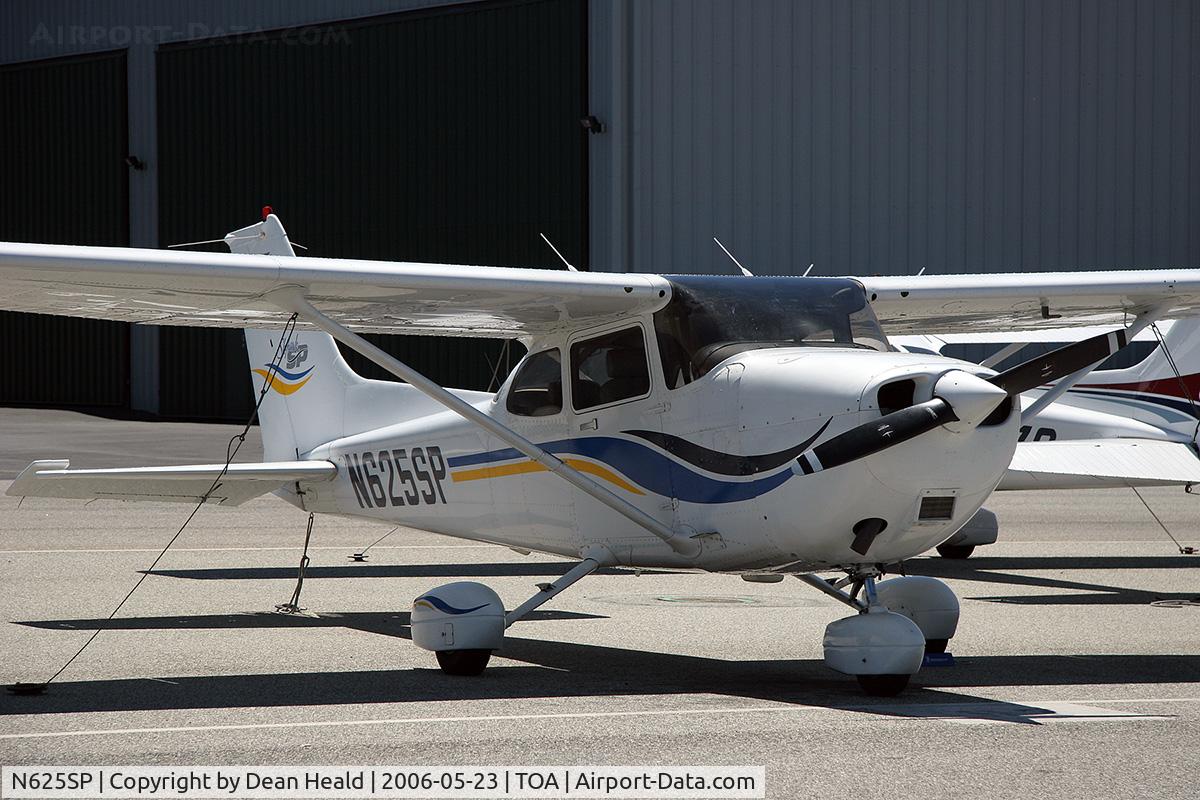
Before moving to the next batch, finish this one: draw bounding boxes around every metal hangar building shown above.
[1,0,1196,418]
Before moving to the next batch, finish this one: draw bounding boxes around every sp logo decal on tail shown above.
[253,342,314,395]
[285,342,309,370]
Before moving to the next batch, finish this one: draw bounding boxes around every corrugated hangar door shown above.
[0,51,130,408]
[156,0,586,420]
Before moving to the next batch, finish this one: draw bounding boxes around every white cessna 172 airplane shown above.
[4,213,1200,696]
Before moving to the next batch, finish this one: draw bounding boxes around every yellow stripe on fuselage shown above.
[252,368,311,396]
[451,457,644,495]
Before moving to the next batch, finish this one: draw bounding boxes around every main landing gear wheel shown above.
[413,555,610,679]
[936,543,975,559]
[411,582,505,675]
[435,649,492,676]
[855,674,910,697]
[924,638,949,654]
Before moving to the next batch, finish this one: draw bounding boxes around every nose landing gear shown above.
[797,569,961,695]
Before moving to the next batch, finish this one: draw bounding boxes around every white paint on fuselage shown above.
[301,345,1018,573]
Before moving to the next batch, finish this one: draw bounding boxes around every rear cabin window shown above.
[506,349,563,417]
[570,327,651,411]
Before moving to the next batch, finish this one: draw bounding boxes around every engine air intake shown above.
[877,379,916,415]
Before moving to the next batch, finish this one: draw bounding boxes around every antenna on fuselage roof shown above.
[803,263,814,276]
[539,233,578,271]
[713,237,753,276]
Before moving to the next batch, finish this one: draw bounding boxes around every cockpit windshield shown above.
[653,276,889,388]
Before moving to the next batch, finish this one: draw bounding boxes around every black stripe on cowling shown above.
[809,399,956,472]
[623,418,832,476]
[796,455,816,475]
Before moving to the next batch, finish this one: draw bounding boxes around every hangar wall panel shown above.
[590,0,1200,276]
[0,51,130,407]
[155,0,584,419]
[0,0,496,417]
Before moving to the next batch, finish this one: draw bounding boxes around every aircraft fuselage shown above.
[301,347,1018,572]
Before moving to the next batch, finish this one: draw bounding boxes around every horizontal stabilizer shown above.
[999,440,1200,491]
[6,459,337,506]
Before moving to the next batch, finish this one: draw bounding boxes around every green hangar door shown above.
[0,51,130,408]
[156,0,587,419]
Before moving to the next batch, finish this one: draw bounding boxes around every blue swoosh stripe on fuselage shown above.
[448,436,794,504]
[261,363,315,381]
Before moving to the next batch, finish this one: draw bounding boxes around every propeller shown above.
[796,397,957,475]
[795,328,1129,475]
[989,329,1127,395]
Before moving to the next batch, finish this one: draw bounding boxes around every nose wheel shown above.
[797,570,961,696]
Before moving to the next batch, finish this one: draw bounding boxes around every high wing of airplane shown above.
[4,212,1200,696]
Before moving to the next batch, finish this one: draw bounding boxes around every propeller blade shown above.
[989,329,1127,396]
[796,398,956,475]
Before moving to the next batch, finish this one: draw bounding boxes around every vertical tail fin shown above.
[1068,317,1200,439]
[1147,318,1200,382]
[224,210,296,258]
[1077,318,1200,388]
[229,213,359,460]
[244,326,361,460]
[229,212,495,460]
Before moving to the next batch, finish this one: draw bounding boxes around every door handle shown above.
[578,418,598,431]
[647,402,671,414]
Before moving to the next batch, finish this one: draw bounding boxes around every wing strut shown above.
[504,545,613,627]
[274,291,702,559]
[980,341,1027,369]
[1020,303,1170,425]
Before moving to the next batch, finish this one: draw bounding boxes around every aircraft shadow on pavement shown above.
[15,610,600,637]
[6,609,1200,718]
[142,556,1197,606]
[920,556,1200,571]
[905,554,1200,606]
[144,563,672,580]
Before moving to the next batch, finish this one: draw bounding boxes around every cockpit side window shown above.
[506,349,563,417]
[570,326,651,411]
